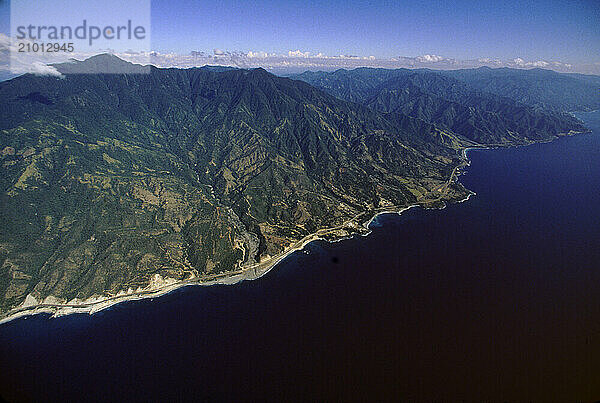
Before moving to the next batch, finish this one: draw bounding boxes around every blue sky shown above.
[1,0,598,63]
[149,0,600,63]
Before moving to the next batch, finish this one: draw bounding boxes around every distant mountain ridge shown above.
[291,67,595,143]
[293,66,600,112]
[444,67,600,112]
[0,55,587,317]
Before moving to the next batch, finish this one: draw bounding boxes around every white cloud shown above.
[133,50,597,74]
[509,57,572,69]
[27,62,63,77]
[416,54,446,63]
[288,50,310,58]
[0,34,596,76]
[247,51,272,58]
[0,33,9,47]
[512,57,525,66]
[0,33,64,77]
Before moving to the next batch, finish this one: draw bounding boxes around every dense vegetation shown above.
[443,67,600,112]
[0,55,589,315]
[292,67,595,143]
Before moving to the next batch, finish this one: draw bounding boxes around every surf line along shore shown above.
[0,201,428,325]
[0,142,485,325]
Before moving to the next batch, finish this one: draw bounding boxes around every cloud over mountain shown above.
[0,34,597,77]
[132,49,598,75]
[0,34,63,77]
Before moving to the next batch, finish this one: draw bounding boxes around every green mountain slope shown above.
[363,72,584,144]
[293,67,600,113]
[292,68,587,144]
[0,55,474,315]
[442,67,600,112]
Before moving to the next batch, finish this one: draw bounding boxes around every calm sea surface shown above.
[1,111,599,401]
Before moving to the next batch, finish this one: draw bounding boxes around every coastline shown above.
[0,203,427,325]
[0,129,589,325]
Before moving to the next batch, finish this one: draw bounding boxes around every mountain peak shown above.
[248,67,273,77]
[87,53,124,61]
[53,53,150,74]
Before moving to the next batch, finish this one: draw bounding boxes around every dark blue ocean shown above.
[1,111,599,401]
